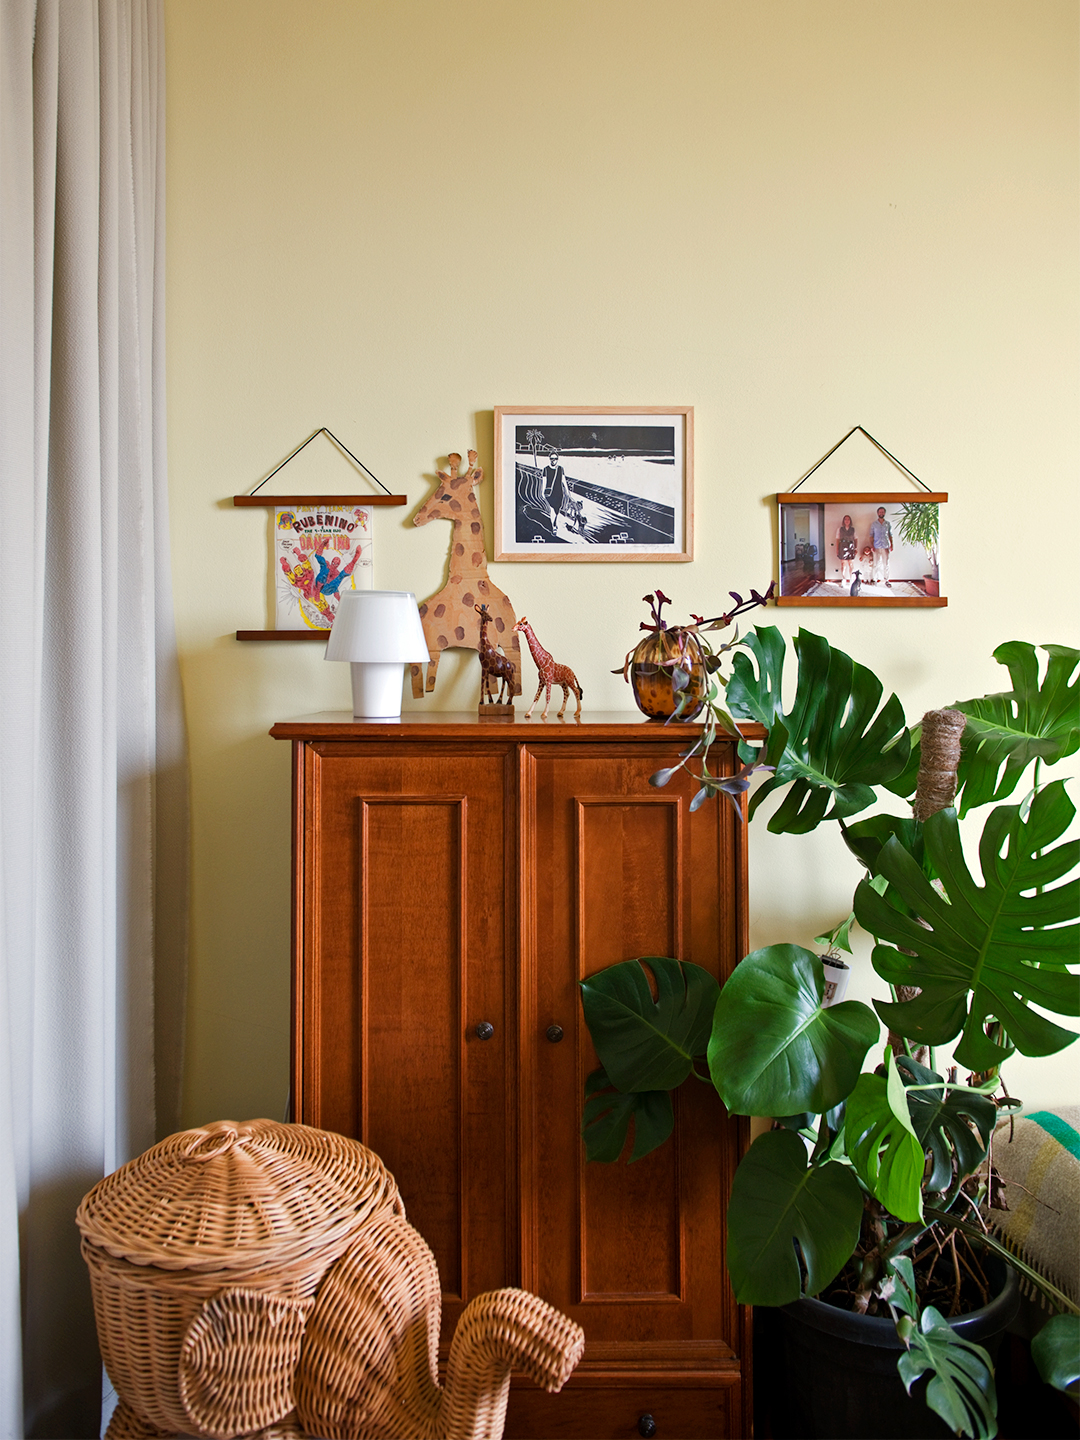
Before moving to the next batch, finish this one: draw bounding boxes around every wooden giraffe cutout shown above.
[411,451,521,699]
[512,616,583,720]
[475,604,516,706]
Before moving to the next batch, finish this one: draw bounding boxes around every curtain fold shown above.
[0,2,185,1435]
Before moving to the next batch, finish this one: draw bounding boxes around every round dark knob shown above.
[474,1022,495,1041]
[546,1024,564,1043]
[638,1415,657,1438]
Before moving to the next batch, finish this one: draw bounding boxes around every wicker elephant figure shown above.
[79,1121,584,1440]
[294,1210,584,1440]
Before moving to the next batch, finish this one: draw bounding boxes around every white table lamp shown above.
[325,590,429,718]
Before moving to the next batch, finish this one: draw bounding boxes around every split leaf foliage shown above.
[725,627,910,833]
[725,1127,865,1306]
[578,957,719,1094]
[707,945,879,1117]
[581,1068,673,1163]
[889,1257,998,1440]
[855,783,1080,1070]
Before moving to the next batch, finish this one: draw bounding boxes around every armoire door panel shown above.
[362,796,465,1295]
[575,798,682,966]
[523,747,729,1349]
[299,748,512,1318]
[580,1125,683,1301]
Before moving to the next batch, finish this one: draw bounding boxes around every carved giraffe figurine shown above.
[512,616,583,720]
[475,604,516,706]
[411,451,522,699]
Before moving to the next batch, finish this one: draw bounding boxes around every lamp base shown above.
[350,662,406,719]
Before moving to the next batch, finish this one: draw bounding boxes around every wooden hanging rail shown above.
[233,493,405,507]
[777,492,948,505]
[236,630,331,641]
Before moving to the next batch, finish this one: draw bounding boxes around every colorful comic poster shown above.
[274,505,373,630]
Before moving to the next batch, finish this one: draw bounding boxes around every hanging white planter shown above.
[820,956,850,1007]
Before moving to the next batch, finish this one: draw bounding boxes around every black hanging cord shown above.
[248,427,392,496]
[789,425,932,493]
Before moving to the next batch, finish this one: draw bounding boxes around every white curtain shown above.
[0,2,185,1435]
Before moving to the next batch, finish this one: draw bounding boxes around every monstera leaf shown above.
[726,626,910,834]
[1032,1313,1080,1393]
[579,957,720,1093]
[954,642,1079,815]
[843,1053,925,1222]
[896,1307,997,1440]
[856,783,1080,1071]
[895,1056,996,1193]
[707,945,879,1117]
[889,1257,998,1440]
[581,1068,674,1163]
[726,1128,865,1306]
[726,623,788,740]
[842,813,928,882]
[896,642,1080,816]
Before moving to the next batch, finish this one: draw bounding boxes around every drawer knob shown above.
[638,1415,657,1438]
[546,1024,564,1043]
[474,1022,495,1041]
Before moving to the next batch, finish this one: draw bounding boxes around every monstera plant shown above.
[580,628,1079,1440]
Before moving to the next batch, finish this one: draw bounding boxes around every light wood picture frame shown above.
[493,406,693,561]
[776,492,947,607]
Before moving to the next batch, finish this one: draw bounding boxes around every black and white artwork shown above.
[493,408,692,561]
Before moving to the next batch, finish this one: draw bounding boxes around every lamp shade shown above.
[324,591,428,664]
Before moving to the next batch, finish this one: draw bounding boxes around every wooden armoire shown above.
[271,711,755,1439]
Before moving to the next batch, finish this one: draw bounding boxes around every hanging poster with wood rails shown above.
[775,427,947,607]
[232,427,406,640]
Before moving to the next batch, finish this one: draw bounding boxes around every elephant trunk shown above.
[437,1289,585,1440]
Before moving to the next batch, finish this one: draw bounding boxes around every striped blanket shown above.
[992,1106,1079,1311]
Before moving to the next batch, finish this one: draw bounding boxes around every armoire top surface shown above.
[270,711,767,741]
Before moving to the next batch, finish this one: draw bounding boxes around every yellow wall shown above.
[165,0,1078,1126]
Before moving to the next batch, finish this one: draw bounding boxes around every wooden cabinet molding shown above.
[271,712,763,1439]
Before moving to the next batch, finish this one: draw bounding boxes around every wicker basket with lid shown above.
[77,1119,401,1439]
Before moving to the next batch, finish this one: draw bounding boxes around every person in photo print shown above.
[543,447,567,527]
[870,506,893,585]
[835,513,857,585]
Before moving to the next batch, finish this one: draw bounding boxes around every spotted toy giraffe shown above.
[475,604,516,705]
[512,616,583,720]
[411,451,522,699]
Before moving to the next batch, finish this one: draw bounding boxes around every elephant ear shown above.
[179,1286,313,1436]
[296,1212,444,1440]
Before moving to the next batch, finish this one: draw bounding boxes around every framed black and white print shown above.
[493,406,693,561]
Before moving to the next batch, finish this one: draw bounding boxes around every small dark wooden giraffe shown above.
[475,604,516,706]
[512,616,583,720]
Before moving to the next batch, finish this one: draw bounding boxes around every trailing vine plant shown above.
[612,585,776,812]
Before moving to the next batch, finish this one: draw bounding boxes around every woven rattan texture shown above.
[296,1214,585,1440]
[179,1288,314,1435]
[81,1121,584,1440]
[106,1400,306,1439]
[77,1120,401,1272]
[296,1210,444,1438]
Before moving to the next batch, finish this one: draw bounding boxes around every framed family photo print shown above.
[776,492,947,607]
[493,406,693,561]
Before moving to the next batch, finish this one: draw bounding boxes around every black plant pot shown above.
[763,1258,1020,1439]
